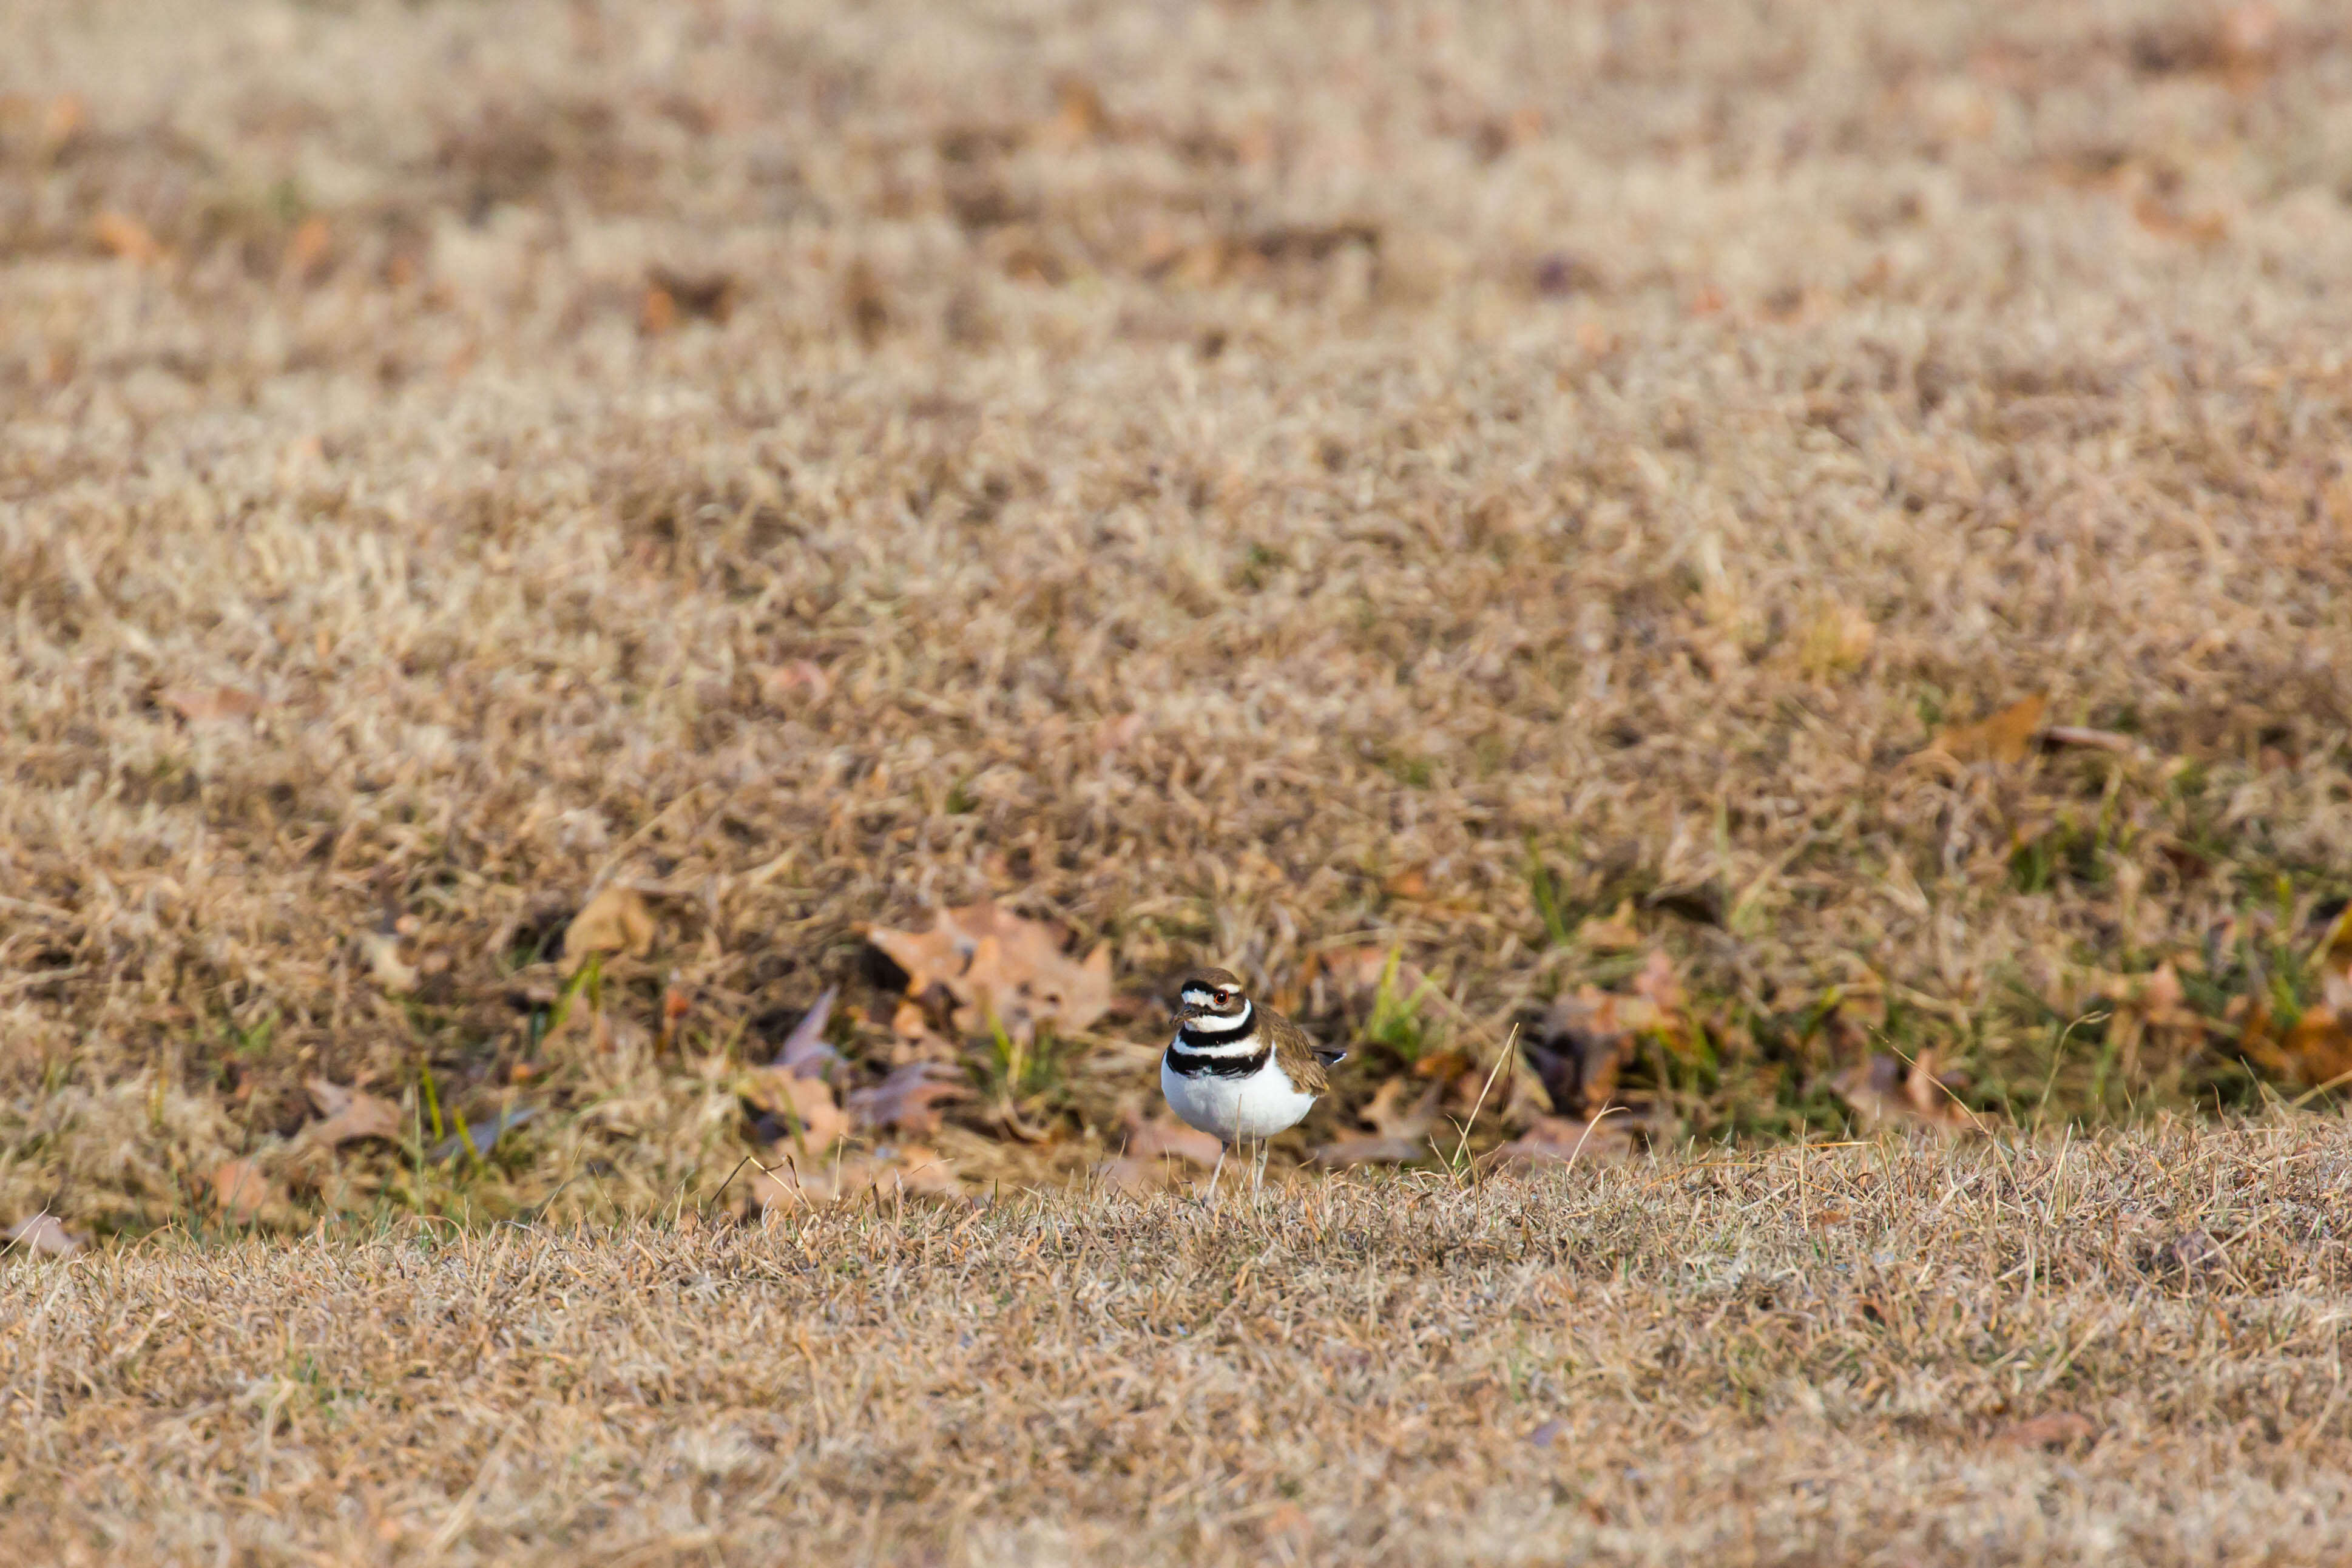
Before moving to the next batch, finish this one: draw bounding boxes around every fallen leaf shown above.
[563,884,655,974]
[1494,1112,1635,1166]
[646,266,737,326]
[847,1061,970,1136]
[656,982,694,1051]
[1382,868,1430,900]
[888,1144,961,1200]
[161,684,262,723]
[889,998,960,1060]
[743,1163,807,1212]
[1410,1047,1475,1082]
[1523,987,1644,1118]
[2276,1005,2352,1087]
[208,1159,290,1227]
[745,1158,853,1211]
[743,1072,851,1156]
[1934,694,2047,766]
[640,280,678,335]
[38,94,86,157]
[1312,945,1430,1001]
[305,1078,402,1146]
[360,930,419,995]
[283,215,334,282]
[863,902,1113,1041]
[5,1214,84,1259]
[2080,960,2209,1085]
[1833,1050,1979,1134]
[2131,194,2228,248]
[1123,1111,1224,1168]
[865,917,973,995]
[2041,725,2136,754]
[1998,1411,2098,1451]
[93,209,161,263]
[1645,882,1726,927]
[1313,1076,1441,1165]
[1094,1156,1168,1194]
[428,1105,539,1163]
[1312,1135,1429,1167]
[1361,1076,1443,1141]
[746,1144,955,1211]
[772,986,840,1077]
[1575,900,1643,952]
[2234,919,2352,1089]
[1825,981,1888,1042]
[1166,237,1232,288]
[1043,76,1109,147]
[2218,1,2282,70]
[1630,949,1684,1018]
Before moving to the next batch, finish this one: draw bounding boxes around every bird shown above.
[1161,967,1345,1200]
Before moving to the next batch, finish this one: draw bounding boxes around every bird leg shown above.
[1203,1142,1228,1206]
[1251,1138,1269,1196]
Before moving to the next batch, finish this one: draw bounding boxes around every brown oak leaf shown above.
[1933,694,2047,766]
[563,884,655,975]
[863,902,1112,1041]
[741,1071,851,1157]
[1122,1110,1224,1168]
[208,1159,292,1227]
[847,1061,970,1136]
[1833,1049,1979,1134]
[5,1214,84,1259]
[305,1078,402,1146]
[1495,1112,1635,1167]
[1314,1076,1441,1166]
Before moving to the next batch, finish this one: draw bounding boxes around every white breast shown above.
[1161,1049,1318,1144]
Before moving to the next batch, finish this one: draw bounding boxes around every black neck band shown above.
[1166,1039,1272,1079]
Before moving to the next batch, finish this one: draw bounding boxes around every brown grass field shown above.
[11,1132,2352,1564]
[7,0,2352,1558]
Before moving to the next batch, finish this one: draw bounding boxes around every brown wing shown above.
[1263,1005,1336,1097]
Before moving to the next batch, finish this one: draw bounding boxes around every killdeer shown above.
[1161,967,1345,1199]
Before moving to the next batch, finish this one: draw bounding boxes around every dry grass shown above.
[7,1,2352,1547]
[9,0,2352,1225]
[8,1127,2352,1564]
